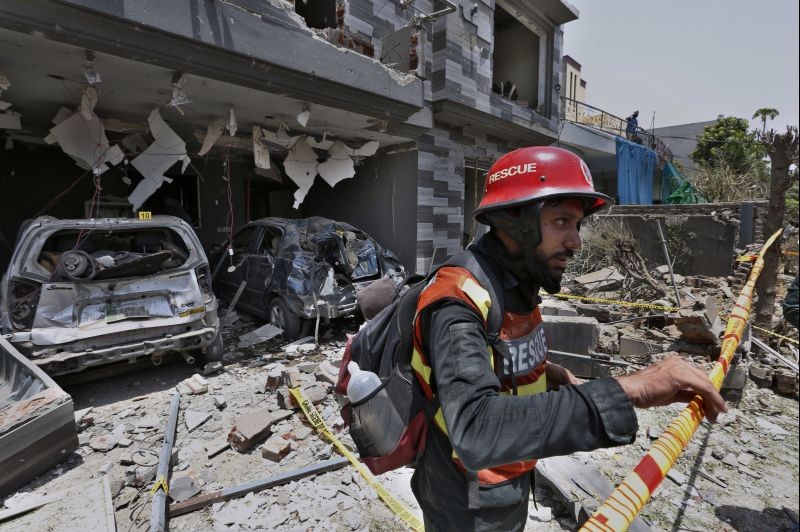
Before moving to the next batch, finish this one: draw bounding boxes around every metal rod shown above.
[752,336,799,372]
[655,220,682,307]
[222,280,247,319]
[168,456,349,517]
[548,349,631,368]
[605,314,667,325]
[149,391,181,532]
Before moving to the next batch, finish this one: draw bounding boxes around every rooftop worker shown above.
[626,110,640,141]
[410,146,727,531]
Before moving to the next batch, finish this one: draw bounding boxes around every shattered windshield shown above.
[34,227,191,282]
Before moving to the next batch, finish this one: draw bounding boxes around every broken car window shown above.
[37,227,191,282]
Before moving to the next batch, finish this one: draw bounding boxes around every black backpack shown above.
[335,246,505,475]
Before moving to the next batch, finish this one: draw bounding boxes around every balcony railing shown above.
[560,97,673,162]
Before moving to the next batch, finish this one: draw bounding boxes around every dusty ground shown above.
[2,311,798,531]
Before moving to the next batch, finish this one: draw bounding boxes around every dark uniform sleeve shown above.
[424,301,638,471]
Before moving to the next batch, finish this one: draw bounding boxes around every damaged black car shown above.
[0,216,222,375]
[213,217,405,339]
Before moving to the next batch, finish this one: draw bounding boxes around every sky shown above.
[562,0,800,130]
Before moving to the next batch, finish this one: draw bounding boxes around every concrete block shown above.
[574,267,624,291]
[281,369,303,388]
[261,437,291,462]
[674,310,720,344]
[541,315,599,355]
[277,384,327,410]
[178,374,208,395]
[314,362,339,386]
[619,336,662,357]
[227,409,275,452]
[539,299,578,317]
[265,366,284,391]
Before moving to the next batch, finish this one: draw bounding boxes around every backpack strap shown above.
[442,247,518,395]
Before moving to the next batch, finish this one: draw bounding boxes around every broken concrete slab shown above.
[277,383,327,410]
[539,299,579,317]
[535,455,650,532]
[541,315,599,355]
[170,474,201,503]
[177,374,209,395]
[0,477,115,531]
[213,492,265,527]
[673,309,722,344]
[238,323,283,348]
[314,361,339,386]
[185,410,212,433]
[205,437,230,459]
[574,267,624,291]
[227,410,275,452]
[89,434,119,453]
[619,336,662,361]
[754,417,790,436]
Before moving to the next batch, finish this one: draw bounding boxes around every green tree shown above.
[752,107,780,133]
[690,116,765,173]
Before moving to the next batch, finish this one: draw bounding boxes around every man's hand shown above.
[546,361,584,390]
[615,356,727,421]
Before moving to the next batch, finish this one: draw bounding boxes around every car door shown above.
[242,224,282,312]
[215,226,256,304]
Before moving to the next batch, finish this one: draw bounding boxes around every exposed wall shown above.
[599,201,770,277]
[302,148,419,272]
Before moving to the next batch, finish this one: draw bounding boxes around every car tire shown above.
[268,297,303,340]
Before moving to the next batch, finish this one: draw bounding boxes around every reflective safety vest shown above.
[411,266,548,486]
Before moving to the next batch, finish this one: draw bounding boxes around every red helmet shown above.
[473,146,613,224]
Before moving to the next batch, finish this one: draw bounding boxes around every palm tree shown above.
[753,107,780,133]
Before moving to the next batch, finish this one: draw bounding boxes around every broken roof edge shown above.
[0,1,423,124]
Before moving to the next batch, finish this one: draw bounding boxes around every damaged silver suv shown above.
[0,216,222,375]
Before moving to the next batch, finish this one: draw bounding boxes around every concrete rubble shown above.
[1,261,797,531]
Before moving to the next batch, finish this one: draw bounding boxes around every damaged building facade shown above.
[0,0,576,274]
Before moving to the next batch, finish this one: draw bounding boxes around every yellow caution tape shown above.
[552,292,679,312]
[150,474,169,496]
[752,325,800,345]
[289,387,424,532]
[581,228,784,532]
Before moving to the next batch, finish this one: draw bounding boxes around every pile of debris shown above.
[1,259,797,531]
[552,264,799,399]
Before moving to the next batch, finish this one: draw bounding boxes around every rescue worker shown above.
[410,146,726,531]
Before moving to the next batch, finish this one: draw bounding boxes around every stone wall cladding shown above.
[415,125,518,273]
[342,0,565,273]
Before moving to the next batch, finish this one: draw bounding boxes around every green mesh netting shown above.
[662,162,707,204]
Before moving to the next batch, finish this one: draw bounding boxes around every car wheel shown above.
[268,297,302,340]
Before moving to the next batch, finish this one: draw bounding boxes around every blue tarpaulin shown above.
[616,137,657,204]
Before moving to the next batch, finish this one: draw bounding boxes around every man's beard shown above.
[525,247,574,294]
